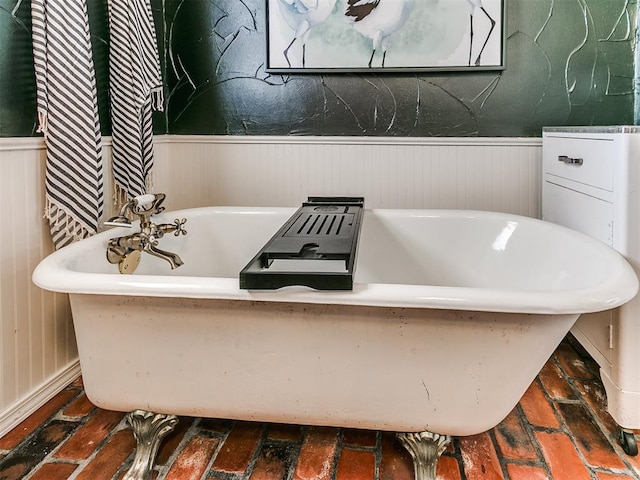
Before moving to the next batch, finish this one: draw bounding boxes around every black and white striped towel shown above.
[31,0,105,249]
[108,0,163,203]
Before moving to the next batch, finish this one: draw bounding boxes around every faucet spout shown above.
[104,193,187,273]
[144,244,184,270]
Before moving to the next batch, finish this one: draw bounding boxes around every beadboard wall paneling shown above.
[0,139,78,436]
[151,138,218,211]
[169,136,543,217]
[0,135,541,436]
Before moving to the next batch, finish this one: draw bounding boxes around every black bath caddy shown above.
[239,197,365,290]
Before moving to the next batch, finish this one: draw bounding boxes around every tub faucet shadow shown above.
[104,193,187,273]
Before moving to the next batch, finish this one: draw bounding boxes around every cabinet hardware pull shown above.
[558,155,584,165]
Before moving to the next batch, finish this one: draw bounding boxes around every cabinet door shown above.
[542,181,613,247]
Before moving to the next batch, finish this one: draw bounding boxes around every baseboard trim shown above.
[0,361,81,439]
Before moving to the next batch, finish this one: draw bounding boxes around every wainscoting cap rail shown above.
[0,136,46,152]
[0,136,113,152]
[157,135,542,147]
[1,135,542,152]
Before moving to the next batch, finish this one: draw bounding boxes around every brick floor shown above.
[0,334,639,479]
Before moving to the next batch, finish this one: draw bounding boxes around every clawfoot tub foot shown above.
[396,431,452,480]
[123,410,179,480]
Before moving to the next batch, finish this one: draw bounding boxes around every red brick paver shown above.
[535,430,592,480]
[379,433,413,480]
[249,442,292,480]
[28,462,78,480]
[459,432,504,480]
[74,430,136,480]
[0,389,77,450]
[519,380,561,429]
[554,342,596,379]
[211,421,264,474]
[336,449,376,480]
[506,463,550,479]
[538,359,576,400]
[164,435,220,480]
[156,417,195,466]
[62,392,96,418]
[436,455,462,480]
[266,423,303,442]
[342,428,377,448]
[494,407,539,461]
[558,402,627,470]
[293,427,339,480]
[596,473,639,480]
[54,409,125,460]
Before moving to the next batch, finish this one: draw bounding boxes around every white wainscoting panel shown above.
[152,138,218,211]
[165,136,542,217]
[0,138,79,437]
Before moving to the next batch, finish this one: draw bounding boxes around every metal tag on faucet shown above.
[118,250,141,274]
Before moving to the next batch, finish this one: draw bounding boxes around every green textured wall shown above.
[1,0,39,136]
[0,0,637,137]
[0,0,111,135]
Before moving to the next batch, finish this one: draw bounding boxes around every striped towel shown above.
[31,0,105,249]
[108,0,163,203]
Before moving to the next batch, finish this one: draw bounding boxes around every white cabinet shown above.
[542,126,640,455]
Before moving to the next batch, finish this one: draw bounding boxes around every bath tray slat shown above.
[239,197,365,290]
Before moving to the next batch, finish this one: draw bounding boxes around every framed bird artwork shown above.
[265,0,505,73]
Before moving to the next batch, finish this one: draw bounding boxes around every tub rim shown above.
[32,206,639,316]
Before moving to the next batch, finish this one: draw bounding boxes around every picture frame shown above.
[266,0,506,74]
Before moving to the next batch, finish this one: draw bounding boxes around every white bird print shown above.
[466,0,496,66]
[276,0,338,68]
[345,0,414,68]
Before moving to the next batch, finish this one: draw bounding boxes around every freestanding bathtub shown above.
[33,204,638,480]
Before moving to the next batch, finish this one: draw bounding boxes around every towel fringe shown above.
[146,171,155,193]
[44,198,95,242]
[113,183,129,211]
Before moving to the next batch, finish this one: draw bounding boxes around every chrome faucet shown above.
[105,193,187,273]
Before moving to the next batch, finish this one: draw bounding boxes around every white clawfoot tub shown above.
[33,206,638,480]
